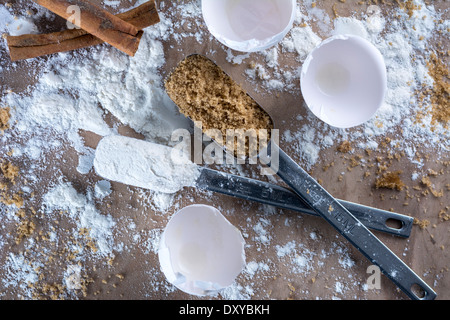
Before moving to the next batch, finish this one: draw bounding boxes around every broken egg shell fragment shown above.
[300,34,387,128]
[158,204,246,296]
[202,0,296,52]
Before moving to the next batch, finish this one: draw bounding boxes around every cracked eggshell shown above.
[202,0,296,52]
[158,204,246,296]
[300,34,387,128]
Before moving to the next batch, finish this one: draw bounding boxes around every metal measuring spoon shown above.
[196,167,413,238]
[93,135,413,237]
[164,54,436,300]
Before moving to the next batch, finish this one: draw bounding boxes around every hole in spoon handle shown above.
[269,142,436,300]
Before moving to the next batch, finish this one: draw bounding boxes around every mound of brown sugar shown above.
[375,171,405,191]
[165,54,273,156]
[337,140,352,153]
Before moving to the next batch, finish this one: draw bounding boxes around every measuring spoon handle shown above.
[268,142,436,300]
[196,168,413,238]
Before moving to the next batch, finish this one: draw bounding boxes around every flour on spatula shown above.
[94,135,200,194]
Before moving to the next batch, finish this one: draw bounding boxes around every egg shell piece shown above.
[300,34,387,128]
[202,0,296,52]
[158,204,246,296]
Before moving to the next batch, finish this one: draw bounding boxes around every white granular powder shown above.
[94,180,112,199]
[281,25,322,61]
[43,181,116,256]
[0,5,38,36]
[2,253,39,299]
[94,135,200,194]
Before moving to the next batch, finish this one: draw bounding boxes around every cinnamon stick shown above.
[32,0,143,56]
[7,1,160,61]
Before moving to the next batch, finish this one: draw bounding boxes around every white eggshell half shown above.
[202,0,296,52]
[300,34,387,128]
[158,204,246,296]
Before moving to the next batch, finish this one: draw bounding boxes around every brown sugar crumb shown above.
[165,54,273,156]
[116,273,125,281]
[332,3,339,18]
[349,155,361,168]
[322,161,334,172]
[15,218,36,244]
[403,0,419,18]
[337,140,352,153]
[413,218,430,229]
[39,282,67,300]
[393,0,419,18]
[420,175,443,198]
[426,53,450,128]
[79,228,98,253]
[1,192,24,208]
[375,171,405,191]
[0,106,11,132]
[438,208,450,221]
[1,161,19,184]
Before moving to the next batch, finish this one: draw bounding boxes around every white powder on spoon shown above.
[94,135,200,194]
[237,0,449,169]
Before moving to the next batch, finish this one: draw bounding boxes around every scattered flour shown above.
[332,17,369,39]
[4,4,191,162]
[276,240,316,273]
[94,180,112,199]
[0,5,38,36]
[2,253,39,299]
[43,180,116,256]
[281,25,322,61]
